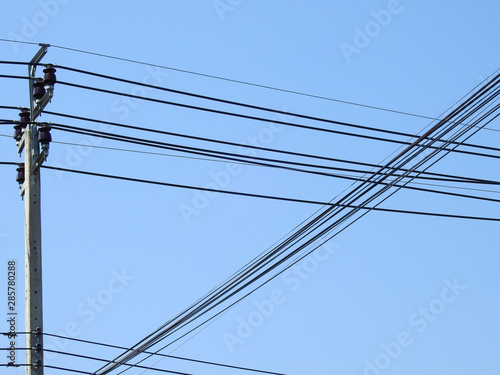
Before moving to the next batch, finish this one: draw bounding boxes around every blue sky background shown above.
[1,1,499,375]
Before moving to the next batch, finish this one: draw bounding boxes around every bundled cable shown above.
[91,71,500,375]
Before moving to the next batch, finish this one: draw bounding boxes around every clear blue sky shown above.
[1,1,499,375]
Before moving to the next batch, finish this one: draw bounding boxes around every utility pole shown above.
[15,43,55,375]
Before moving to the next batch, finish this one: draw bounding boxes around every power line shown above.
[44,349,196,375]
[1,59,499,141]
[53,79,500,160]
[0,73,30,80]
[2,46,499,374]
[32,139,500,193]
[45,122,500,207]
[0,350,199,375]
[0,105,27,110]
[5,123,500,201]
[55,64,500,151]
[40,333,288,375]
[49,121,500,185]
[0,40,482,125]
[41,111,500,185]
[40,165,500,222]
[50,66,443,138]
[4,121,500,192]
[1,336,287,374]
[5,114,499,209]
[6,129,500,200]
[43,365,94,375]
[1,68,499,157]
[92,72,500,375]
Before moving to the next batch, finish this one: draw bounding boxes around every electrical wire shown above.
[44,123,500,205]
[42,365,95,375]
[146,86,500,364]
[48,121,500,186]
[40,165,500,221]
[44,349,196,375]
[54,64,500,153]
[32,138,500,193]
[6,130,500,202]
[2,60,499,147]
[91,72,500,375]
[103,106,500,374]
[5,123,500,203]
[0,74,30,80]
[1,48,499,374]
[1,69,499,160]
[1,333,287,375]
[4,126,500,198]
[41,333,287,375]
[40,111,500,185]
[1,42,494,129]
[54,79,500,160]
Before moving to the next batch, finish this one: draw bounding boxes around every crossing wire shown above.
[54,79,500,159]
[54,64,500,149]
[47,121,500,186]
[1,333,287,375]
[0,53,500,375]
[45,123,500,205]
[40,165,500,220]
[91,73,500,375]
[1,71,500,159]
[3,65,499,159]
[41,333,287,375]
[37,111,500,184]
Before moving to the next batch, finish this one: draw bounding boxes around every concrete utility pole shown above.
[17,43,55,375]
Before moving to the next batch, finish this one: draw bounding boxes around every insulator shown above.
[33,79,45,99]
[38,125,52,145]
[19,108,30,127]
[13,124,23,140]
[43,64,56,86]
[16,164,25,185]
[15,108,30,140]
